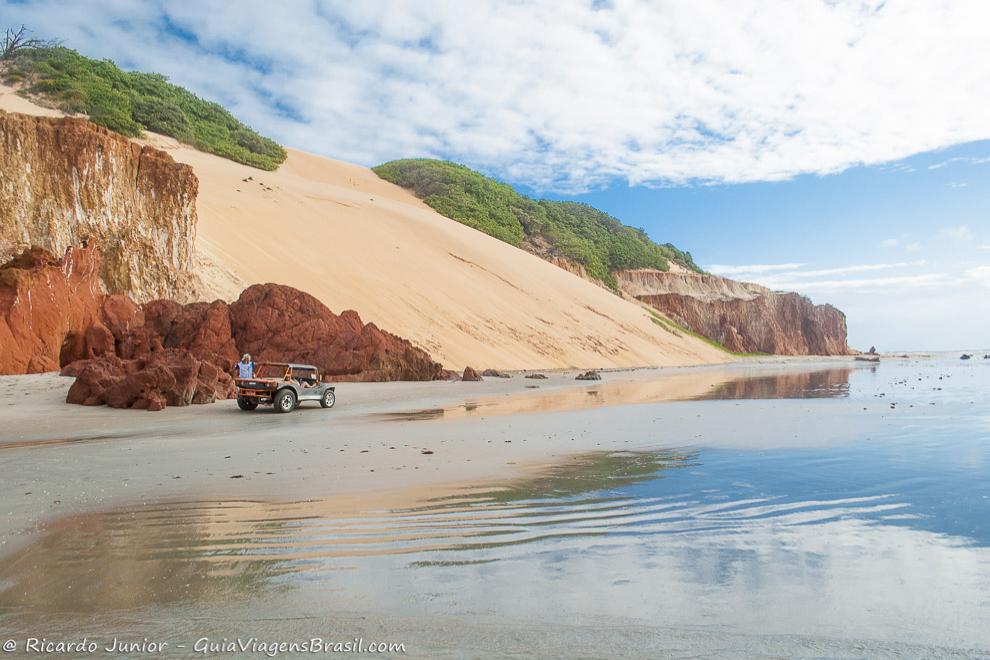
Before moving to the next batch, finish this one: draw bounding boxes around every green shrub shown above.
[374,159,702,289]
[3,46,286,170]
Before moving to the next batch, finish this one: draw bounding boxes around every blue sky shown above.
[3,0,989,350]
[538,142,990,349]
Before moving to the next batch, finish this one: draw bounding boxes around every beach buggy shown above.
[234,362,336,413]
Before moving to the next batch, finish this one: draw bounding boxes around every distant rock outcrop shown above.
[615,269,851,356]
[0,111,198,302]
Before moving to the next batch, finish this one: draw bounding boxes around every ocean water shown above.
[1,356,988,658]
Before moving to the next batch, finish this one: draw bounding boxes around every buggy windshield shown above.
[254,363,288,379]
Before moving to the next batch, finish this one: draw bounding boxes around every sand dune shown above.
[0,85,726,370]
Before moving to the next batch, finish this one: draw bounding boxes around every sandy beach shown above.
[0,357,889,553]
[5,354,987,658]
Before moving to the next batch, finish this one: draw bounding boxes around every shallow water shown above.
[373,364,857,422]
[1,357,989,658]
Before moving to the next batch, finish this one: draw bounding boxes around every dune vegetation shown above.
[2,44,286,170]
[374,159,701,289]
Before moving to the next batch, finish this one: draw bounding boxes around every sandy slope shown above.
[0,84,726,370]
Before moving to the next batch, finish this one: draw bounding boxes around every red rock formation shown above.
[59,294,146,366]
[0,111,198,302]
[0,245,104,373]
[230,284,442,382]
[1,246,443,408]
[142,299,239,366]
[66,350,235,410]
[615,269,851,356]
[59,281,442,408]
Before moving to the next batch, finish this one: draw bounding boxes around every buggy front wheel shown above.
[321,390,336,408]
[274,389,297,413]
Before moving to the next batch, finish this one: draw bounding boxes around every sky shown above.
[3,0,988,350]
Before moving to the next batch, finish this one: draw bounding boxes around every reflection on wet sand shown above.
[375,367,854,422]
[0,451,689,612]
[2,441,989,652]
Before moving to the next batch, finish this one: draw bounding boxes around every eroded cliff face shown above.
[0,111,197,302]
[615,269,851,356]
[617,268,765,301]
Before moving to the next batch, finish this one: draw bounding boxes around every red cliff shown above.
[616,269,851,356]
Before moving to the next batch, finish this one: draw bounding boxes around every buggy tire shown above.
[237,397,258,411]
[321,390,336,408]
[274,389,297,413]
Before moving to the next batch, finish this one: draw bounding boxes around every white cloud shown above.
[966,265,990,288]
[904,242,923,254]
[3,0,990,190]
[705,263,804,276]
[710,261,929,288]
[773,261,926,279]
[880,238,899,249]
[939,225,976,242]
[768,273,958,293]
[927,155,990,170]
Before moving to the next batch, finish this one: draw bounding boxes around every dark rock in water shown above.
[868,346,877,355]
[462,366,483,381]
[960,354,972,360]
[576,370,602,380]
[482,368,511,378]
[984,354,990,359]
[438,369,462,381]
[525,373,548,379]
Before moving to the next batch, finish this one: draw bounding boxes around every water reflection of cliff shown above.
[695,368,852,400]
[376,367,856,423]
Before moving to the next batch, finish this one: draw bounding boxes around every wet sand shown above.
[2,355,987,657]
[1,358,891,554]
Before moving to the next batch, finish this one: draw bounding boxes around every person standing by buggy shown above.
[236,354,255,379]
